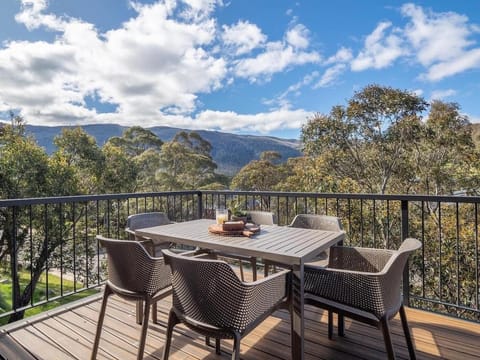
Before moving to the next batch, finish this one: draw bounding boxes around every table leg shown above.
[290,263,305,360]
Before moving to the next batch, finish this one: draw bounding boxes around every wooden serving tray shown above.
[208,223,260,237]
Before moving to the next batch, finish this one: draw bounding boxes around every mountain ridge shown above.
[24,124,302,176]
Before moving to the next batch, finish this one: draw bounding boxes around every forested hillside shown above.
[25,124,301,175]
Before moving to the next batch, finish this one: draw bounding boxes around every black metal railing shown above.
[1,190,479,324]
[0,191,200,323]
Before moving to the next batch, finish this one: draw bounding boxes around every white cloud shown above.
[401,3,480,81]
[325,47,353,65]
[430,89,457,100]
[314,64,346,88]
[264,71,320,109]
[1,1,321,134]
[234,26,320,82]
[15,0,67,31]
[285,24,310,49]
[222,21,266,55]
[179,0,222,21]
[191,108,311,133]
[402,4,473,66]
[351,21,405,71]
[2,0,227,125]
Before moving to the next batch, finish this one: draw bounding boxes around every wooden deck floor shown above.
[1,291,479,360]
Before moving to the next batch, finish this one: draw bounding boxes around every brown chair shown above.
[161,249,290,360]
[91,236,172,360]
[304,238,421,359]
[215,210,276,281]
[264,214,344,276]
[125,212,173,256]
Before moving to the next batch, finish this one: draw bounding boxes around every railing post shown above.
[401,200,410,306]
[11,206,18,313]
[197,191,203,219]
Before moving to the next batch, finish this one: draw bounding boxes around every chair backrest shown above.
[290,214,343,232]
[247,211,276,225]
[126,212,172,231]
[97,235,171,296]
[163,249,257,331]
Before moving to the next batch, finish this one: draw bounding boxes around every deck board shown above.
[1,289,480,359]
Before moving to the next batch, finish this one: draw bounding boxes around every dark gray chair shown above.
[264,214,344,276]
[161,249,290,360]
[304,238,421,359]
[215,210,276,281]
[91,236,172,360]
[125,212,173,256]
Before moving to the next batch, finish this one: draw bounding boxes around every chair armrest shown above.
[143,254,172,292]
[240,269,290,316]
[304,265,396,318]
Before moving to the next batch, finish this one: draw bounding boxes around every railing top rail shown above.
[200,190,480,204]
[0,190,202,207]
[2,190,480,207]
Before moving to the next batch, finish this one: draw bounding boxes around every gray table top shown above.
[135,219,345,265]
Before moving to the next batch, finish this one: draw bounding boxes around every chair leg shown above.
[136,300,144,324]
[328,310,333,340]
[215,338,221,355]
[231,333,241,360]
[163,310,180,360]
[399,305,416,360]
[137,298,151,360]
[152,301,158,324]
[239,261,245,281]
[91,285,112,360]
[338,313,345,337]
[380,317,396,360]
[250,258,257,281]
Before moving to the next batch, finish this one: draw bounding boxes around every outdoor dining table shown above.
[135,218,345,360]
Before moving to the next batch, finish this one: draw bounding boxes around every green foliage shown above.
[301,84,428,194]
[231,151,287,191]
[101,142,137,193]
[53,127,105,193]
[108,126,163,157]
[157,131,217,190]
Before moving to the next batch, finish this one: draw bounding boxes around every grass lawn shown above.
[0,269,99,325]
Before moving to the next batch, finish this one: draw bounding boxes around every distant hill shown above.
[25,124,302,176]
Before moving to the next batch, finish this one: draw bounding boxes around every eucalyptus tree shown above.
[53,127,105,193]
[412,101,480,196]
[301,84,427,194]
[231,151,287,191]
[107,126,164,192]
[157,131,217,190]
[0,115,81,322]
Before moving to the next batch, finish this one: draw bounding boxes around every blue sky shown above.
[1,1,480,139]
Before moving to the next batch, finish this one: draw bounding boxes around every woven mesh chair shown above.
[125,212,173,256]
[91,236,172,360]
[215,210,276,281]
[304,238,421,360]
[247,210,276,225]
[264,214,344,276]
[161,249,290,360]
